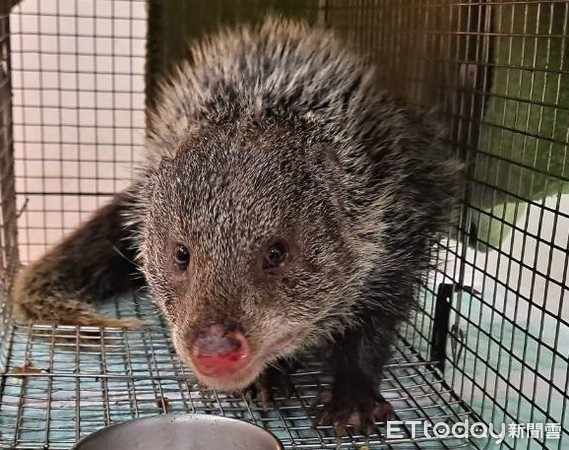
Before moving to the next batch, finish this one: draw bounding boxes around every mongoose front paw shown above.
[312,389,393,437]
[238,361,296,409]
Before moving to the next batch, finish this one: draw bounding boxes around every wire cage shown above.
[0,0,567,449]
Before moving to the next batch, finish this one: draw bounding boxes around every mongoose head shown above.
[139,121,360,390]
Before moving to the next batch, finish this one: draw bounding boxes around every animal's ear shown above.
[157,155,175,171]
[319,145,347,211]
[324,146,341,168]
[151,155,181,184]
[136,154,175,198]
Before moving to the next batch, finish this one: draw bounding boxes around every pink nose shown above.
[191,324,251,377]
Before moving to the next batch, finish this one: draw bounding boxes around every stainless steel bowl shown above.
[72,414,284,450]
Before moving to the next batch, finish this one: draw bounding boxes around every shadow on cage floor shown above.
[0,294,480,449]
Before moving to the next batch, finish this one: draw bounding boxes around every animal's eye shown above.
[173,244,190,270]
[263,242,288,270]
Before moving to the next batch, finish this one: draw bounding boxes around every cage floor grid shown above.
[0,296,478,450]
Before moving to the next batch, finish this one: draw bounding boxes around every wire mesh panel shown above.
[0,325,482,448]
[0,0,17,373]
[440,3,568,450]
[0,296,481,450]
[0,0,566,450]
[10,0,147,263]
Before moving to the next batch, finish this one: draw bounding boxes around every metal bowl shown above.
[72,414,284,450]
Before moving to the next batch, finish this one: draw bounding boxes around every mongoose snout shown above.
[189,322,300,384]
[191,323,251,378]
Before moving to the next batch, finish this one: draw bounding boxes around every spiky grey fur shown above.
[13,17,462,430]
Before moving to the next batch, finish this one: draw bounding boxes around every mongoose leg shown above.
[313,325,395,436]
[12,191,146,328]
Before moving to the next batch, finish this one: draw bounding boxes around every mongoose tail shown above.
[12,191,147,328]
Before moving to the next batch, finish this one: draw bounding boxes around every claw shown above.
[313,390,393,437]
[239,361,296,409]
